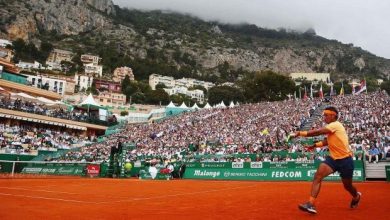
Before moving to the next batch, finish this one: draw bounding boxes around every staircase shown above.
[300,104,327,131]
[365,161,390,179]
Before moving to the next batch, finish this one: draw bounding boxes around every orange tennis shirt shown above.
[325,121,353,159]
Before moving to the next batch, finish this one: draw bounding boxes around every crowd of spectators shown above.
[333,92,390,162]
[0,97,102,124]
[55,97,322,163]
[3,90,387,164]
[0,123,88,154]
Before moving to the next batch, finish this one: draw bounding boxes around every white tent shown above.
[191,103,200,110]
[229,101,235,108]
[179,102,188,108]
[203,103,212,109]
[77,93,103,117]
[166,101,176,108]
[79,93,100,106]
[214,101,226,108]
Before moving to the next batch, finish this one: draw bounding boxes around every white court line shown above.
[31,183,92,189]
[0,186,134,200]
[0,184,258,205]
[0,192,98,204]
[0,186,80,195]
[96,184,258,204]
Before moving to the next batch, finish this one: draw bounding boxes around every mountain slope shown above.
[1,0,389,82]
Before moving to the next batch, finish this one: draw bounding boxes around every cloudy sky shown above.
[113,0,390,59]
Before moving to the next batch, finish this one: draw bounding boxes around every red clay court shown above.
[0,178,388,220]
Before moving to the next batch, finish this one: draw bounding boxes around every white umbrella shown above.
[11,92,36,102]
[0,86,10,97]
[46,100,69,109]
[36,97,56,105]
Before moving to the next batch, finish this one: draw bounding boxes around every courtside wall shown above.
[183,161,364,181]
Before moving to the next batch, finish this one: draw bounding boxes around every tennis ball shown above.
[124,162,132,171]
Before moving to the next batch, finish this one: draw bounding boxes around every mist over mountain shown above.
[1,0,389,82]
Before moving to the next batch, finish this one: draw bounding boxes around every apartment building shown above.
[290,72,331,83]
[113,66,134,82]
[74,74,93,91]
[149,73,214,90]
[81,54,103,77]
[164,86,205,103]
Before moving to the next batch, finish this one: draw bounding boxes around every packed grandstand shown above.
[2,91,388,169]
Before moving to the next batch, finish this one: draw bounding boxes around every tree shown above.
[146,89,170,105]
[132,91,146,104]
[155,83,167,89]
[380,80,390,94]
[208,85,245,105]
[121,75,132,93]
[217,61,233,82]
[11,38,51,63]
[332,80,352,95]
[123,81,139,103]
[365,77,380,92]
[60,60,76,74]
[137,81,152,94]
[169,94,194,106]
[86,80,98,95]
[39,41,53,63]
[241,70,295,102]
[120,111,129,116]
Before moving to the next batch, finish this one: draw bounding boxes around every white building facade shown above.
[149,74,175,89]
[290,72,331,83]
[25,74,67,96]
[16,61,42,70]
[81,54,103,77]
[74,74,93,91]
[164,86,205,103]
[84,63,103,76]
[149,73,215,91]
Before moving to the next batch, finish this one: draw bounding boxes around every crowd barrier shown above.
[1,159,365,181]
[0,160,100,177]
[183,161,365,181]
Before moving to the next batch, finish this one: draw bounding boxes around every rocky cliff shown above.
[0,0,115,41]
[1,0,389,80]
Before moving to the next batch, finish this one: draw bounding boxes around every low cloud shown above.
[113,0,390,59]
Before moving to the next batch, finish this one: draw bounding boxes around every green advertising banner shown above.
[185,161,319,169]
[138,170,172,180]
[183,161,364,181]
[21,163,88,176]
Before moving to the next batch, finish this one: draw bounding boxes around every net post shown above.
[11,161,15,177]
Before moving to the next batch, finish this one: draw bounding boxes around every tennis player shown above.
[290,106,361,214]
